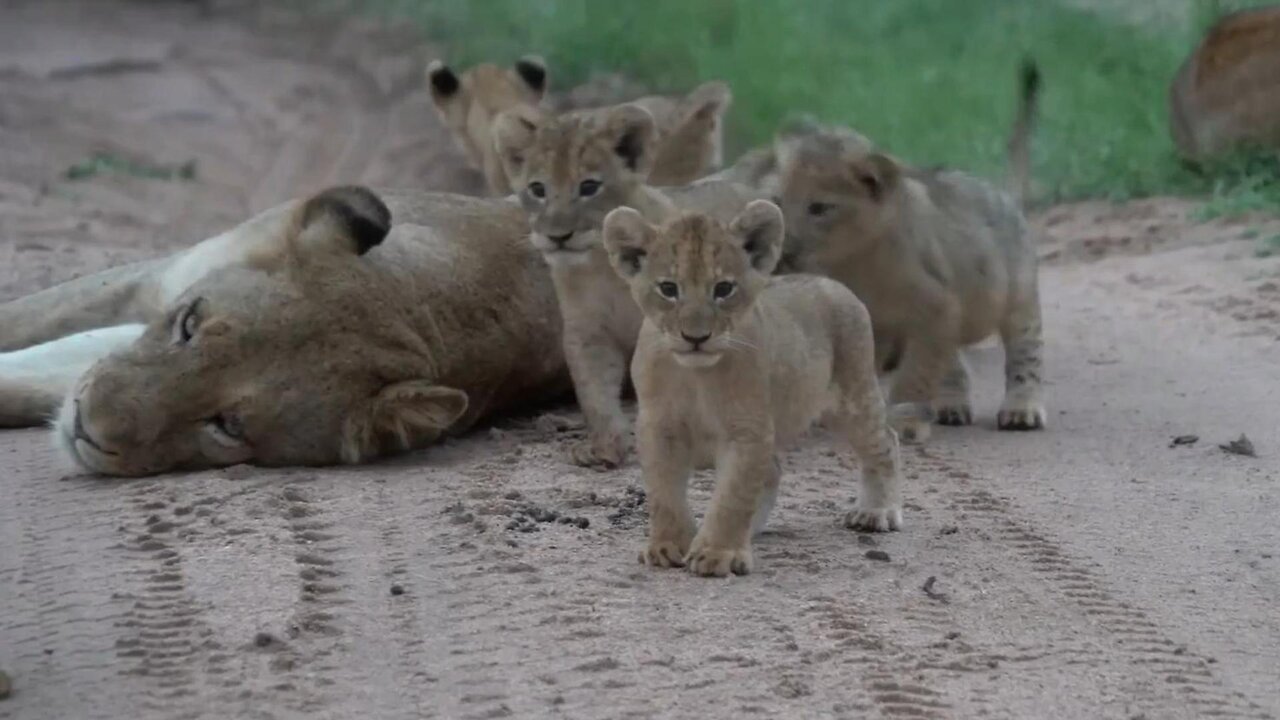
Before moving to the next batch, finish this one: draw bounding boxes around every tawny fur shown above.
[603,201,904,577]
[428,56,732,194]
[774,61,1047,442]
[1168,6,1280,164]
[0,187,569,476]
[493,102,764,468]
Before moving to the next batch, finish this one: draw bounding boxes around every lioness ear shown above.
[341,381,469,464]
[849,152,900,202]
[492,106,543,181]
[427,60,463,106]
[602,206,656,279]
[297,185,392,257]
[600,104,657,177]
[729,199,784,275]
[513,55,548,96]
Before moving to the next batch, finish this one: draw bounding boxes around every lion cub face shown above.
[602,201,783,368]
[427,57,548,194]
[493,104,657,265]
[774,125,902,271]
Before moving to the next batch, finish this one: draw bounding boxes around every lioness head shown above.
[56,186,469,477]
[602,200,783,368]
[427,56,549,195]
[493,103,658,264]
[773,123,902,271]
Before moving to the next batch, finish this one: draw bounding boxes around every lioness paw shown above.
[639,540,689,569]
[889,402,932,444]
[844,504,903,533]
[684,537,753,577]
[997,402,1046,431]
[569,435,628,469]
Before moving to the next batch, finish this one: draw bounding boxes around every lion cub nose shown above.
[546,231,574,246]
[681,331,712,349]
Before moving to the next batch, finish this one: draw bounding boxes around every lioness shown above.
[428,58,731,194]
[602,202,903,577]
[1168,5,1280,164]
[492,102,762,468]
[0,186,569,476]
[775,61,1047,442]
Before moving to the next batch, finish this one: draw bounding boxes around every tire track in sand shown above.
[916,447,1273,719]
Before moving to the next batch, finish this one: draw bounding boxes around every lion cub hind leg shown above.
[833,308,905,532]
[997,287,1047,431]
[637,413,697,568]
[563,332,632,469]
[934,352,974,426]
[686,438,776,577]
[750,456,782,537]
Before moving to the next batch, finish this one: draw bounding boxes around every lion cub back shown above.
[752,274,874,443]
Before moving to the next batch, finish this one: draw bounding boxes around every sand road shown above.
[1,2,1278,718]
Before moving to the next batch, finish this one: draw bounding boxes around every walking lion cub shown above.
[602,200,903,577]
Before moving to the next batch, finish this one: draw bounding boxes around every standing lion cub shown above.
[602,201,904,577]
[776,61,1047,442]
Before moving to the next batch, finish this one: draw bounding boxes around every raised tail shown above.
[1006,57,1041,210]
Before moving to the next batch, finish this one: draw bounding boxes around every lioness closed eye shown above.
[603,200,904,578]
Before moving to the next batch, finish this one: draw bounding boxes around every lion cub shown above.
[428,57,731,195]
[602,201,904,577]
[493,102,756,468]
[776,61,1047,443]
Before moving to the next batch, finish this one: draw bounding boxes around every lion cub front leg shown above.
[563,329,631,468]
[934,352,973,426]
[887,338,952,444]
[686,438,775,577]
[637,414,696,568]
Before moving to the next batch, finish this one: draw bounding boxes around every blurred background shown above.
[355,0,1280,213]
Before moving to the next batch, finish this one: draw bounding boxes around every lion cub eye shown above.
[712,281,737,301]
[578,179,602,198]
[528,182,546,199]
[807,202,833,217]
[656,281,680,300]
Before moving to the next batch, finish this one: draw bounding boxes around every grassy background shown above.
[359,0,1278,211]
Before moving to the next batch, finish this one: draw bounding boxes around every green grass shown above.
[357,0,1279,211]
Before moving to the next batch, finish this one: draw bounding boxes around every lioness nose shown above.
[546,231,574,246]
[681,331,712,349]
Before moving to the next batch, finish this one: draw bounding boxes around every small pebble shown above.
[390,584,405,596]
[864,550,891,562]
[253,632,276,648]
[0,669,10,700]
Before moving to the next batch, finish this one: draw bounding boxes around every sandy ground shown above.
[2,2,1280,719]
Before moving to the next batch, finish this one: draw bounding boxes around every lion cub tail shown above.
[1006,57,1041,210]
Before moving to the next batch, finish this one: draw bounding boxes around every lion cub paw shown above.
[844,504,903,532]
[569,434,629,469]
[934,402,973,427]
[889,402,932,444]
[639,539,690,569]
[997,401,1046,431]
[685,535,753,577]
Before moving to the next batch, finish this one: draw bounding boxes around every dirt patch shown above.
[2,2,1280,719]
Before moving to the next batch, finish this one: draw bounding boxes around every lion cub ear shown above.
[296,185,392,258]
[427,60,464,108]
[492,105,544,182]
[729,200,785,275]
[602,206,657,279]
[849,152,901,202]
[600,104,657,178]
[341,381,469,464]
[513,55,548,96]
